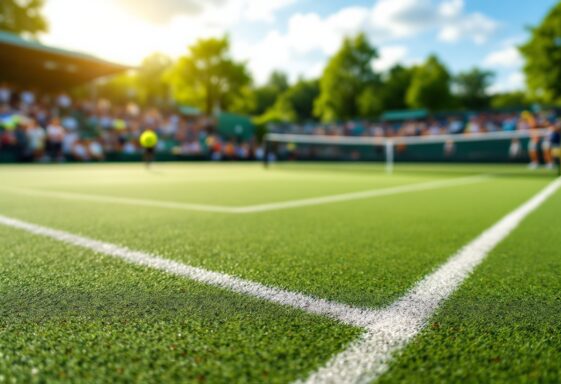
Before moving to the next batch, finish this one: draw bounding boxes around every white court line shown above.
[0,175,490,215]
[232,175,490,213]
[300,177,561,384]
[1,188,235,213]
[2,177,557,384]
[0,214,379,328]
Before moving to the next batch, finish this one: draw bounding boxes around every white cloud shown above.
[42,0,499,83]
[261,0,498,58]
[373,46,408,72]
[489,71,525,94]
[245,0,298,22]
[439,0,463,18]
[484,38,526,94]
[437,0,497,44]
[41,0,298,65]
[234,0,498,82]
[483,46,523,68]
[370,0,438,39]
[231,30,324,83]
[113,0,295,24]
[438,12,498,45]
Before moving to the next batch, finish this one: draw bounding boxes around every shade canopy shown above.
[382,109,429,122]
[217,112,255,140]
[0,31,129,89]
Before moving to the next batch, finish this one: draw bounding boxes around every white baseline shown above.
[1,177,557,384]
[1,175,490,214]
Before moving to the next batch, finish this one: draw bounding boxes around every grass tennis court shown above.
[0,163,560,383]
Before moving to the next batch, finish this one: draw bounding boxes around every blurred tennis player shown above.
[140,129,158,168]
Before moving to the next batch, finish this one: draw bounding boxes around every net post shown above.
[263,135,270,169]
[385,139,394,175]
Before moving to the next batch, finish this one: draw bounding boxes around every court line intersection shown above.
[0,177,558,383]
[1,174,490,214]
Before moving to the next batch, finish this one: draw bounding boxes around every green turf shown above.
[378,180,561,383]
[0,163,559,383]
[0,226,359,383]
[0,164,553,308]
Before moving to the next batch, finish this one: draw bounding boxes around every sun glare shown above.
[42,0,205,65]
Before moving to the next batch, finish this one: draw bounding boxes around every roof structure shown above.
[0,31,129,89]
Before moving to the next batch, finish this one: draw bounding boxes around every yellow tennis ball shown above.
[140,130,158,148]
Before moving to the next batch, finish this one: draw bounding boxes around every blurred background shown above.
[0,0,560,166]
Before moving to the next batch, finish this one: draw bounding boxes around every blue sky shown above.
[42,0,559,91]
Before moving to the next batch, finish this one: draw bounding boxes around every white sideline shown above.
[1,177,558,384]
[2,188,236,213]
[0,214,378,327]
[1,175,490,214]
[299,177,561,384]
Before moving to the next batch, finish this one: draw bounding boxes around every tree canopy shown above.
[314,33,379,122]
[167,37,251,116]
[252,71,290,116]
[137,53,173,107]
[0,0,48,37]
[382,65,415,111]
[454,68,495,110]
[256,78,319,124]
[406,55,452,111]
[520,1,561,103]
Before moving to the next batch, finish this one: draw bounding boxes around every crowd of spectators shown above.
[268,110,560,138]
[1,82,559,166]
[0,83,260,163]
[267,109,561,168]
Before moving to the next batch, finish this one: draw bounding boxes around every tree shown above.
[314,33,379,122]
[382,65,414,110]
[167,36,251,115]
[280,78,319,122]
[257,78,319,124]
[406,55,452,111]
[357,87,384,118]
[137,53,173,106]
[454,68,495,110]
[0,0,47,37]
[252,71,290,115]
[520,2,561,103]
[490,92,529,109]
[95,73,139,105]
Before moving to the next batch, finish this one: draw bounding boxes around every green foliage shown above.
[315,33,379,122]
[255,97,297,125]
[406,55,452,111]
[167,36,251,116]
[228,86,257,115]
[257,79,319,124]
[454,67,495,110]
[520,2,561,103]
[90,54,173,107]
[250,71,290,116]
[283,79,320,122]
[382,65,415,111]
[95,72,139,105]
[136,53,173,106]
[490,91,529,110]
[357,86,384,118]
[0,0,47,37]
